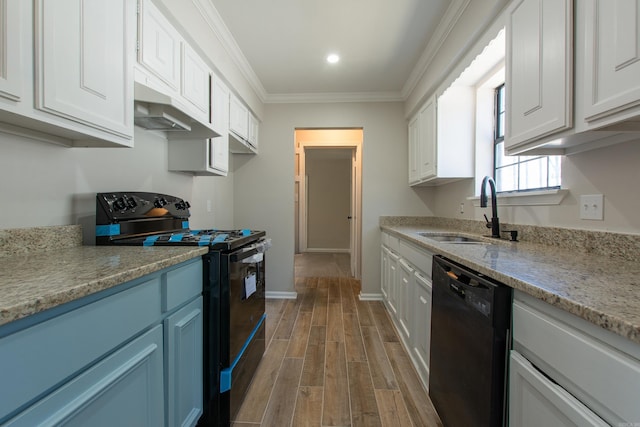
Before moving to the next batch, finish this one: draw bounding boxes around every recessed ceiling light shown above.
[326,54,340,64]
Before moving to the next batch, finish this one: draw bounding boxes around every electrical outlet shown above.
[580,194,604,220]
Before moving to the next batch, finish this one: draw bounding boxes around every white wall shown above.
[433,140,640,234]
[0,129,235,240]
[232,101,434,297]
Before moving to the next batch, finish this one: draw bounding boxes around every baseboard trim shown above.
[266,291,298,299]
[303,248,350,253]
[359,292,384,301]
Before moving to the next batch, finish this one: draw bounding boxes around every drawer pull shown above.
[420,296,428,304]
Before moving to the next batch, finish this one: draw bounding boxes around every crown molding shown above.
[401,0,472,99]
[264,91,404,104]
[192,0,268,102]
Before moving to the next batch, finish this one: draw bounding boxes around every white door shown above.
[349,148,359,277]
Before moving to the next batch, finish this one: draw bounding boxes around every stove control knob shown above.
[127,198,138,209]
[175,200,191,210]
[154,197,168,208]
[113,197,127,211]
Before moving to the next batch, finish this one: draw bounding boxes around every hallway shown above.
[232,253,442,426]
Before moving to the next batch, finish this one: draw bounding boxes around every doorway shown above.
[294,129,362,279]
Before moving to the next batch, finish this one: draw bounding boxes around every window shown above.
[493,84,561,192]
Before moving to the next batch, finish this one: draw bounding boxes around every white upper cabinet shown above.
[0,0,22,102]
[35,0,135,143]
[181,42,210,123]
[229,94,249,140]
[137,0,181,93]
[248,112,259,151]
[228,93,257,154]
[168,73,229,176]
[505,0,573,150]
[504,0,640,155]
[210,74,230,174]
[418,96,437,181]
[0,0,135,147]
[408,88,474,186]
[407,114,420,185]
[582,0,640,126]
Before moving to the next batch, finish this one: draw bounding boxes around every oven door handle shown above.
[230,247,260,262]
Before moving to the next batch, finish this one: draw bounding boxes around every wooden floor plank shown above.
[384,342,442,427]
[300,287,317,312]
[340,278,357,314]
[323,341,351,426]
[355,299,375,326]
[292,386,323,427]
[261,357,304,427]
[327,277,341,304]
[300,326,326,386]
[369,301,399,343]
[348,361,383,427]
[273,298,301,340]
[287,311,313,358]
[235,339,288,423]
[361,325,398,390]
[344,312,367,362]
[375,389,414,427]
[326,302,344,342]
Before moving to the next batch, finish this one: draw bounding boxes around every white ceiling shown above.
[208,0,460,103]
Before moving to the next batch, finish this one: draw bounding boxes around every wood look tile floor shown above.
[233,253,442,427]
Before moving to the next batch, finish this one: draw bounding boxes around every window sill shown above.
[468,188,569,207]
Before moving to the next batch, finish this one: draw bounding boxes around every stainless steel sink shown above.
[417,233,487,244]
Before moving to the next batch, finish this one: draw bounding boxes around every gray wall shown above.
[233,102,435,297]
[306,155,351,250]
[0,129,234,239]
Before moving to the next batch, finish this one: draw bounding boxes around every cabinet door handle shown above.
[420,296,427,304]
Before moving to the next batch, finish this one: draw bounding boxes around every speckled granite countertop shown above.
[0,225,208,327]
[380,217,640,345]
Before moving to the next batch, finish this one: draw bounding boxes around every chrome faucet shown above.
[480,176,500,238]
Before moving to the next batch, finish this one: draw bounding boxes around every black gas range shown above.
[95,192,268,426]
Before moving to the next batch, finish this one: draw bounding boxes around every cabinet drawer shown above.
[163,259,202,312]
[398,239,432,278]
[0,277,161,422]
[5,325,164,427]
[381,232,399,252]
[513,296,640,424]
[509,351,608,426]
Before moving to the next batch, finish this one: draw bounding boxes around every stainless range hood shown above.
[134,82,219,139]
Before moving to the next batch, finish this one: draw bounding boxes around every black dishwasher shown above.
[430,255,511,427]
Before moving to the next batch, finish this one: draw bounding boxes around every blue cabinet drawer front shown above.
[5,325,165,427]
[163,258,202,312]
[0,277,161,422]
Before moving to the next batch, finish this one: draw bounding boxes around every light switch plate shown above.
[580,194,604,220]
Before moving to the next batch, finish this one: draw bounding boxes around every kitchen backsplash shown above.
[0,225,82,258]
[380,216,640,263]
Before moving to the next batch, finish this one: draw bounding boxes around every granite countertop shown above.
[0,244,208,327]
[381,221,640,345]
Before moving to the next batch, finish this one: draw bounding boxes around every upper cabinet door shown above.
[35,0,134,139]
[138,0,181,92]
[229,94,249,139]
[0,0,22,102]
[505,0,573,149]
[181,43,210,122]
[418,96,436,180]
[583,0,640,123]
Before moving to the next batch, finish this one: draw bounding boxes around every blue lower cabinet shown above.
[0,258,203,426]
[165,297,203,427]
[5,325,165,427]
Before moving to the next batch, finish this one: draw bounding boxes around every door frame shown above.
[295,129,362,279]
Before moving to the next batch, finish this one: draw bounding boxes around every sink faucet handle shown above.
[483,214,492,229]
